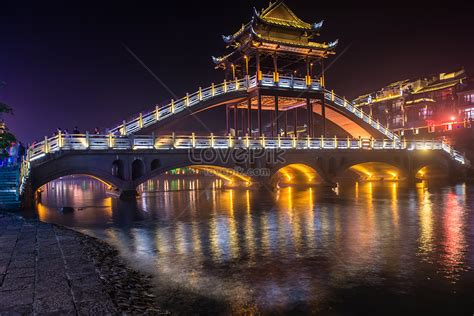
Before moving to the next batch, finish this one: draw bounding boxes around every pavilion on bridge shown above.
[212,0,339,138]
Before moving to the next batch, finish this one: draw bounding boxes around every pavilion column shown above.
[294,107,298,137]
[234,103,238,136]
[247,97,252,136]
[306,97,312,137]
[256,50,261,82]
[321,60,327,137]
[258,91,262,136]
[306,58,311,86]
[226,105,230,134]
[241,107,245,136]
[273,53,279,83]
[231,64,236,80]
[244,55,249,77]
[275,95,279,136]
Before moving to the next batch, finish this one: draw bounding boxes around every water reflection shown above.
[33,176,474,314]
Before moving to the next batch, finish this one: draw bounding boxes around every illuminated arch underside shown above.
[347,162,402,181]
[416,165,448,180]
[151,94,377,138]
[273,163,323,186]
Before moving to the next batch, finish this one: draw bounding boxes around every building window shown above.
[419,107,433,120]
[392,115,404,127]
[464,107,474,119]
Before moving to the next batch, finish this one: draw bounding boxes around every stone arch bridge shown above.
[19,75,468,199]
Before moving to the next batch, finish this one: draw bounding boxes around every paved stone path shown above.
[0,212,118,314]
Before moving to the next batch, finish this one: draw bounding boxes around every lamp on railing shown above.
[85,131,90,148]
[228,133,232,148]
[44,136,49,154]
[121,120,127,135]
[58,131,63,149]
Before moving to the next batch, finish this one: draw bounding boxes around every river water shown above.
[31,176,474,315]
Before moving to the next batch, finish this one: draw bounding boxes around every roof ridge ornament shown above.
[313,20,324,31]
[222,35,234,44]
[253,7,260,18]
[328,39,339,48]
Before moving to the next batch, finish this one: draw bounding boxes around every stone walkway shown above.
[0,211,163,315]
[0,212,117,314]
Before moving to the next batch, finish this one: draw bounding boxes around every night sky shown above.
[1,1,473,143]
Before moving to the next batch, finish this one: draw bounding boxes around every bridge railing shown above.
[107,74,399,141]
[26,134,467,166]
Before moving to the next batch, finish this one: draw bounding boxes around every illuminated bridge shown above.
[17,1,469,199]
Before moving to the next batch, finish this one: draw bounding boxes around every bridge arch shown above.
[270,163,325,187]
[110,78,396,140]
[135,161,253,188]
[415,162,450,180]
[131,159,145,180]
[336,161,406,182]
[32,168,123,192]
[112,159,125,180]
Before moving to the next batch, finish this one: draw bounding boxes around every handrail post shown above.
[211,83,215,96]
[171,99,175,113]
[321,135,324,149]
[347,136,350,148]
[307,134,310,149]
[139,113,143,128]
[358,136,362,149]
[261,134,265,148]
[122,120,127,135]
[108,132,113,149]
[235,78,239,90]
[292,135,296,148]
[171,132,176,149]
[277,134,281,148]
[245,133,250,148]
[228,133,232,148]
[155,105,160,121]
[370,137,374,149]
[198,87,202,101]
[151,132,155,149]
[334,135,338,149]
[44,136,49,154]
[85,132,90,149]
[210,133,214,148]
[191,132,196,148]
[186,93,190,107]
[223,80,227,93]
[58,131,62,149]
